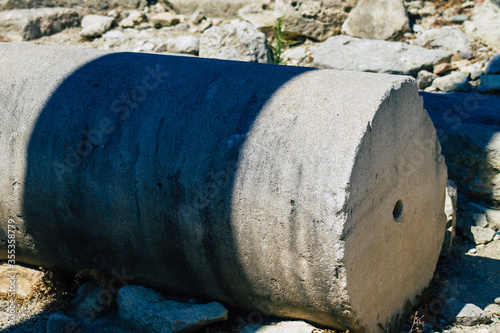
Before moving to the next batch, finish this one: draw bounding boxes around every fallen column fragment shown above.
[0,42,448,332]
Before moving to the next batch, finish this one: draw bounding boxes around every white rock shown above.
[480,75,500,91]
[417,70,437,89]
[486,210,500,231]
[459,63,483,80]
[103,29,125,41]
[80,15,115,38]
[107,9,119,19]
[442,298,490,325]
[0,8,80,42]
[200,21,270,63]
[441,180,457,256]
[119,17,135,28]
[167,35,199,55]
[46,312,77,333]
[117,285,228,333]
[127,10,147,25]
[464,0,500,52]
[71,281,112,318]
[342,0,409,40]
[470,226,496,245]
[238,4,274,32]
[431,72,470,92]
[413,27,472,55]
[314,35,452,76]
[241,321,319,333]
[150,12,180,28]
[275,0,358,41]
[168,0,259,19]
[485,53,500,75]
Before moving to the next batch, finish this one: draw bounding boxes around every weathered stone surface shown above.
[117,285,228,333]
[150,12,180,28]
[0,263,44,298]
[441,180,457,256]
[46,312,78,333]
[71,282,113,318]
[166,36,199,55]
[168,0,260,19]
[200,21,270,63]
[413,27,472,55]
[314,35,452,76]
[458,63,483,80]
[464,0,500,52]
[485,53,500,75]
[480,75,500,91]
[422,92,500,206]
[237,4,274,35]
[442,298,491,326]
[470,226,496,245]
[430,72,470,92]
[342,0,408,40]
[0,7,80,42]
[275,0,358,41]
[80,15,114,38]
[417,70,437,90]
[241,321,319,333]
[119,10,146,28]
[0,0,147,11]
[486,209,500,231]
[0,43,447,332]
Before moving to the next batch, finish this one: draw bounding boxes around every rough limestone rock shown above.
[200,21,270,63]
[46,312,78,333]
[0,263,44,298]
[167,0,261,19]
[417,70,437,90]
[430,72,470,92]
[442,298,491,326]
[117,285,228,333]
[0,8,80,42]
[241,321,319,333]
[237,4,275,35]
[150,12,180,28]
[167,36,199,55]
[0,42,448,332]
[441,180,457,256]
[413,27,472,55]
[422,92,500,206]
[314,35,452,76]
[470,226,496,245]
[71,282,113,318]
[342,0,408,40]
[485,54,500,75]
[0,0,148,11]
[80,14,115,38]
[480,75,500,91]
[464,0,500,52]
[274,0,359,41]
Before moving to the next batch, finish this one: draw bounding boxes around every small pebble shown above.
[450,14,469,23]
[495,297,500,304]
[468,248,477,254]
[494,234,500,241]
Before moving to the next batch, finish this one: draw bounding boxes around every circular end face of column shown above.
[343,80,447,331]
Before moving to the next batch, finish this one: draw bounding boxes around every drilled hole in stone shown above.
[393,200,403,222]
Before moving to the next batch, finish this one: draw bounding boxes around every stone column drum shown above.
[0,42,448,332]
